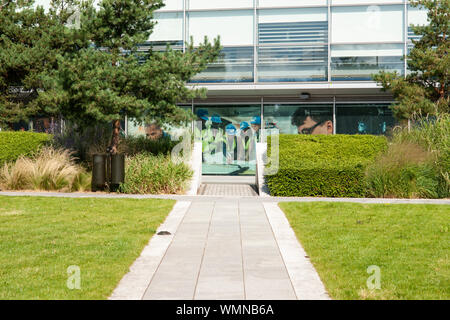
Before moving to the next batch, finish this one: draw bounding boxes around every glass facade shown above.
[146,1,427,84]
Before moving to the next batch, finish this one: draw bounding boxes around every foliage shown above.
[1,0,221,148]
[0,131,52,164]
[0,196,175,299]
[32,0,221,149]
[373,0,449,119]
[365,114,450,198]
[120,153,192,194]
[266,135,387,197]
[123,135,179,156]
[364,142,442,198]
[0,0,88,128]
[0,146,90,192]
[52,123,179,168]
[281,202,450,300]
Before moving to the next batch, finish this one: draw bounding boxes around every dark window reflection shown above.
[336,105,396,135]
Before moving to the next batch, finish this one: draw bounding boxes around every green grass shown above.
[280,202,450,300]
[0,196,175,300]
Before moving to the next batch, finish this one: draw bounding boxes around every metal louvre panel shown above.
[259,21,328,45]
[257,21,328,82]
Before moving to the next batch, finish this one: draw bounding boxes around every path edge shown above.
[263,202,331,300]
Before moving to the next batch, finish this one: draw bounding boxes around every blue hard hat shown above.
[226,124,237,135]
[211,114,222,124]
[240,121,250,130]
[196,109,209,121]
[250,116,261,125]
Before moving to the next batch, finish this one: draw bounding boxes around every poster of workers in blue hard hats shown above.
[194,106,261,175]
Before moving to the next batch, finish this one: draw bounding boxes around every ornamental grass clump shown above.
[365,142,441,199]
[120,153,192,195]
[365,115,449,199]
[0,147,91,192]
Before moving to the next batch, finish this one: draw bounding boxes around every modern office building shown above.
[139,0,427,174]
[32,0,428,175]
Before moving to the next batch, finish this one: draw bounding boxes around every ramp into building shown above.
[198,176,258,196]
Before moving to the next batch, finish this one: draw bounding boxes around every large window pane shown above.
[194,105,261,176]
[188,0,253,10]
[331,5,404,43]
[188,10,254,46]
[336,104,396,135]
[149,12,183,42]
[258,8,328,82]
[264,105,333,135]
[331,44,404,81]
[258,45,328,82]
[190,47,254,83]
[259,0,327,7]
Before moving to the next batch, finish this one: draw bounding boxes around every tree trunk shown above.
[108,119,121,154]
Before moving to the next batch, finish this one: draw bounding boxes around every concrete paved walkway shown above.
[110,200,329,300]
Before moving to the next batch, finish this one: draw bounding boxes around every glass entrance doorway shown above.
[194,105,261,176]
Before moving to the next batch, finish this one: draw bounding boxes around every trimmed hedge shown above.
[0,131,52,165]
[266,135,388,197]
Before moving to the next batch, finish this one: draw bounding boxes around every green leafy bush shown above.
[120,153,192,194]
[266,135,387,197]
[122,136,179,156]
[0,131,52,165]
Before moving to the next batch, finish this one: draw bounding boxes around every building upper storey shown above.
[150,0,428,83]
[33,0,429,84]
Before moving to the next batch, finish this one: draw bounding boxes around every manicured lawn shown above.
[280,202,449,300]
[0,196,175,300]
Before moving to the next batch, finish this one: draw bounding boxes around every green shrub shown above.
[122,135,179,156]
[120,153,192,194]
[266,135,388,197]
[0,131,52,165]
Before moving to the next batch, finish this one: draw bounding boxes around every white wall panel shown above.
[259,0,327,7]
[332,0,402,5]
[331,5,404,43]
[408,6,428,26]
[189,0,253,10]
[188,10,254,46]
[150,12,183,41]
[159,0,183,11]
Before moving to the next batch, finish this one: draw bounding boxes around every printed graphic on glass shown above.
[194,105,261,176]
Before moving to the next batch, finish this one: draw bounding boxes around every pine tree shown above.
[374,0,449,120]
[36,0,221,153]
[0,0,86,129]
